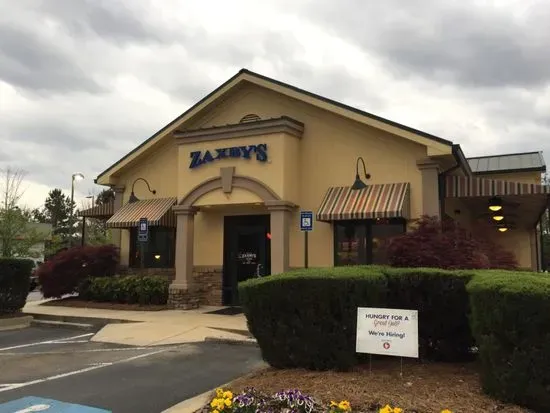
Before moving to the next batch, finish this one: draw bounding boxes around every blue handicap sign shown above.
[300,210,314,232]
[0,397,111,413]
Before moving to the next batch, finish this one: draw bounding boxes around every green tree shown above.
[80,188,114,246]
[0,167,46,258]
[33,188,76,238]
[95,188,115,206]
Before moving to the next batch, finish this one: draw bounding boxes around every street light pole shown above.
[70,173,85,247]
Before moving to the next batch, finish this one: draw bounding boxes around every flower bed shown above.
[201,387,453,413]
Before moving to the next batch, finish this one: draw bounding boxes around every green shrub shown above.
[79,275,169,305]
[240,266,479,370]
[0,258,34,315]
[383,267,475,361]
[239,266,388,370]
[468,272,550,412]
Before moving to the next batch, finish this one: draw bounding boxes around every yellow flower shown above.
[330,401,339,407]
[441,410,453,413]
[394,408,403,413]
[210,400,218,408]
[223,391,233,400]
[216,400,226,410]
[224,398,232,407]
[379,405,393,413]
[212,410,219,413]
[216,388,224,398]
[338,400,351,411]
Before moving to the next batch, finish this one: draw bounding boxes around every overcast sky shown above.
[1,0,549,209]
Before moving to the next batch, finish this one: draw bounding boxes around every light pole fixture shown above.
[488,197,502,212]
[491,210,504,221]
[70,173,85,247]
[128,177,156,203]
[351,157,371,190]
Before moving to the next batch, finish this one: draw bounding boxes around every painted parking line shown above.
[0,345,179,357]
[0,333,95,352]
[0,348,169,393]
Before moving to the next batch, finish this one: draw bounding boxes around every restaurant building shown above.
[81,69,549,309]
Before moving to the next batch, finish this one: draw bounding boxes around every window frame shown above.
[333,218,406,266]
[129,226,176,269]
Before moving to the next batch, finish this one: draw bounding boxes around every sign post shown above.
[299,211,314,268]
[356,307,419,376]
[138,217,148,269]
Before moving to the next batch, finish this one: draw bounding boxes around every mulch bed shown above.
[227,360,531,413]
[41,297,168,311]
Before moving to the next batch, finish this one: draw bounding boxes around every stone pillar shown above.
[416,159,441,218]
[266,201,294,275]
[111,186,125,259]
[169,205,199,309]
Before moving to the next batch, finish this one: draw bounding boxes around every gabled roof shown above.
[95,69,456,184]
[467,151,546,174]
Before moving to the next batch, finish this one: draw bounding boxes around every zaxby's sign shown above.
[189,143,268,169]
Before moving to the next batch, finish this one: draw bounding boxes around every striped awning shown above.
[106,198,177,228]
[317,183,410,221]
[78,201,114,218]
[446,176,550,198]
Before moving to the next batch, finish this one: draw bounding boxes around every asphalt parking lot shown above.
[0,326,263,413]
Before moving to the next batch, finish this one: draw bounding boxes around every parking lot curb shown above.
[24,312,136,327]
[203,336,258,347]
[0,315,33,331]
[162,366,268,413]
[31,319,96,331]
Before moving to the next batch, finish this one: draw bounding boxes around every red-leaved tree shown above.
[37,244,119,298]
[387,216,518,270]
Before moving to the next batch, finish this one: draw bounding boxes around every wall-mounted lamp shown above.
[154,254,161,260]
[498,226,508,233]
[492,211,504,221]
[351,157,371,190]
[488,197,502,212]
[128,178,156,203]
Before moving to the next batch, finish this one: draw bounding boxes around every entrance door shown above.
[223,215,271,306]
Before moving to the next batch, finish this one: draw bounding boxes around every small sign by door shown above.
[300,211,314,232]
[138,217,148,242]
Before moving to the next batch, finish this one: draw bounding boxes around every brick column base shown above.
[168,284,199,310]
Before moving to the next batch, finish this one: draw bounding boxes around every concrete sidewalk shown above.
[23,301,254,347]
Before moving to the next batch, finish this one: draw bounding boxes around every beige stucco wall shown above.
[113,141,178,265]
[176,83,428,267]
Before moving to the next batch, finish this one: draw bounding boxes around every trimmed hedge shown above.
[383,267,474,361]
[239,266,474,370]
[79,275,170,305]
[0,258,34,315]
[468,272,550,412]
[240,266,387,370]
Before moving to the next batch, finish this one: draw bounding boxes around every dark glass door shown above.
[223,215,270,306]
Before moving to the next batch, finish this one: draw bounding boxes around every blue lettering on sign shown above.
[189,144,268,169]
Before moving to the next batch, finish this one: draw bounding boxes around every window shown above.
[129,226,176,268]
[334,219,405,266]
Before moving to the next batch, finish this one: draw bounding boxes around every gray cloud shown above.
[303,0,550,88]
[1,0,550,207]
[0,24,104,94]
[32,0,165,45]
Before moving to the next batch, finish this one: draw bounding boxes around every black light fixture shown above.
[351,156,371,190]
[488,197,503,212]
[128,177,156,203]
